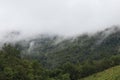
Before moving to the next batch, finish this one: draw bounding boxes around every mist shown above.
[0,0,120,38]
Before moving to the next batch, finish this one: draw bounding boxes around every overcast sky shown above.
[0,0,120,37]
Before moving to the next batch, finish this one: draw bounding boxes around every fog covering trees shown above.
[0,27,120,80]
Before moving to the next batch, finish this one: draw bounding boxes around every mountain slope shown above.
[80,65,120,80]
[15,26,120,68]
[1,26,120,80]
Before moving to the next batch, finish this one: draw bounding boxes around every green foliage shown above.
[19,27,120,69]
[0,44,49,80]
[80,66,120,80]
[1,27,120,80]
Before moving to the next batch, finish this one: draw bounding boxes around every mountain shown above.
[80,65,120,80]
[1,26,120,80]
[14,26,120,68]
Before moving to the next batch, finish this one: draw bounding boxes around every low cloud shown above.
[0,0,120,37]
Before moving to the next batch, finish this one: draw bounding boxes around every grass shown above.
[80,65,120,80]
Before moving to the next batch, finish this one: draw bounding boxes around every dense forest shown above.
[1,26,120,80]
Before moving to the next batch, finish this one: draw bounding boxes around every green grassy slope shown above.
[80,66,120,80]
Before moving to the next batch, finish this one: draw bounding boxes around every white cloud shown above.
[0,0,120,37]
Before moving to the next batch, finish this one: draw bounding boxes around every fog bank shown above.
[0,0,120,38]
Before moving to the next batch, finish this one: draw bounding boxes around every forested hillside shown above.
[0,26,120,80]
[16,26,120,68]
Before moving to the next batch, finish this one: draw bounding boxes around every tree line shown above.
[0,44,120,80]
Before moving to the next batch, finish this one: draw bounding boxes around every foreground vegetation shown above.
[0,44,48,80]
[80,66,120,80]
[0,44,120,80]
